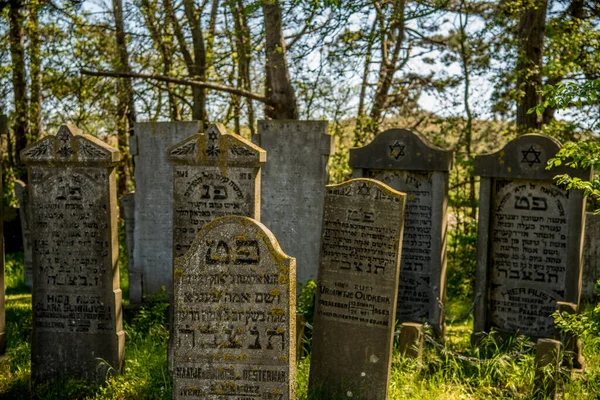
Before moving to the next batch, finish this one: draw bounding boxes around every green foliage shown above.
[532,80,600,120]
[4,252,26,294]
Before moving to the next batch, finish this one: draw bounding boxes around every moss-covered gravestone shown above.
[473,134,590,339]
[172,216,295,399]
[309,179,406,399]
[350,128,452,335]
[21,125,124,383]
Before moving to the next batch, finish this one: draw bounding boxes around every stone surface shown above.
[132,121,201,301]
[398,322,424,361]
[473,134,590,339]
[254,120,334,288]
[21,125,124,383]
[168,123,265,260]
[582,213,600,299]
[309,178,406,399]
[534,338,561,400]
[119,192,135,301]
[172,216,295,400]
[15,180,33,289]
[350,128,451,335]
[555,301,585,370]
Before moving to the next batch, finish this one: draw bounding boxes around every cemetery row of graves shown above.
[0,120,599,399]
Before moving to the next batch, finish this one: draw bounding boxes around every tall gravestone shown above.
[15,180,33,289]
[309,179,406,399]
[119,192,135,298]
[21,125,125,382]
[350,128,451,335]
[254,120,334,288]
[473,134,590,339]
[168,123,265,259]
[582,213,600,299]
[172,216,296,399]
[131,121,201,302]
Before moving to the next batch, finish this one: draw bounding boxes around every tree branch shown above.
[80,69,273,105]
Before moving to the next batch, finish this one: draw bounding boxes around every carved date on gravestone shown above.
[490,180,568,336]
[173,216,295,400]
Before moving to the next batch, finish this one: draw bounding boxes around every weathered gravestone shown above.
[168,123,265,260]
[172,216,296,400]
[131,121,201,302]
[350,128,451,335]
[21,125,125,382]
[582,213,600,299]
[473,134,590,340]
[119,192,135,297]
[15,180,33,289]
[254,120,334,288]
[309,178,406,399]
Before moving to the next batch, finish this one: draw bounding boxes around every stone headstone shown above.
[582,213,600,299]
[132,121,201,301]
[534,338,561,400]
[254,120,334,288]
[473,134,590,339]
[168,123,265,260]
[14,180,33,289]
[350,128,452,335]
[309,178,406,399]
[172,216,295,399]
[119,192,135,301]
[21,125,125,382]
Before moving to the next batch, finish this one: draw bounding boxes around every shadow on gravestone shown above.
[350,128,452,337]
[131,121,202,303]
[472,134,591,342]
[254,120,334,290]
[15,180,33,290]
[172,216,296,400]
[21,125,124,383]
[309,178,406,400]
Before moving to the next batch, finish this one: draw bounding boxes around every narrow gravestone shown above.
[168,123,265,259]
[254,120,334,289]
[582,213,600,299]
[119,192,135,299]
[131,121,201,302]
[21,125,125,382]
[15,180,33,289]
[172,216,296,399]
[309,178,406,399]
[350,128,452,335]
[473,134,590,340]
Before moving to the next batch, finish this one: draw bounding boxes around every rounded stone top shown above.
[350,128,453,172]
[474,133,591,180]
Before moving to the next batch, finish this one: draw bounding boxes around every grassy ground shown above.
[1,253,599,399]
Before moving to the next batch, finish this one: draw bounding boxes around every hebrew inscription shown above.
[173,216,295,400]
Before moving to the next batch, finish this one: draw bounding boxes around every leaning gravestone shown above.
[473,134,590,339]
[350,128,451,335]
[131,121,201,302]
[172,216,295,399]
[582,213,600,299]
[254,120,334,288]
[309,179,406,399]
[168,123,265,259]
[15,180,33,289]
[21,125,125,382]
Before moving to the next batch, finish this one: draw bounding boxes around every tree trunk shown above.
[263,0,298,120]
[29,0,42,144]
[515,0,548,133]
[183,0,207,124]
[231,0,255,134]
[353,17,378,147]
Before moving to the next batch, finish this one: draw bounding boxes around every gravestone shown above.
[21,125,125,382]
[172,216,295,399]
[168,123,265,260]
[473,134,590,339]
[350,128,452,335]
[119,192,135,300]
[254,120,334,288]
[15,180,33,289]
[582,213,600,299]
[309,178,406,399]
[132,121,201,301]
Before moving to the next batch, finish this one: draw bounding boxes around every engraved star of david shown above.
[521,145,542,167]
[388,141,405,160]
[206,145,220,157]
[358,183,371,196]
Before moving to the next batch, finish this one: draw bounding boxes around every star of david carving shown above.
[358,183,371,196]
[521,145,542,167]
[206,144,220,157]
[388,141,405,160]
